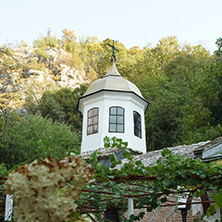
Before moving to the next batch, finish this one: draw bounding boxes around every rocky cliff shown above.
[0,47,89,109]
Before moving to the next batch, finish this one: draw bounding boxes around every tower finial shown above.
[107,40,119,63]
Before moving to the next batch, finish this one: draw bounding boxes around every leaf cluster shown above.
[78,137,222,221]
[0,108,81,168]
[2,31,222,152]
[36,85,87,130]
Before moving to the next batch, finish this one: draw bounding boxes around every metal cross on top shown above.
[107,40,119,61]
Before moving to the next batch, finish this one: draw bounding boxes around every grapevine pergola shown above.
[2,137,222,222]
[75,137,222,221]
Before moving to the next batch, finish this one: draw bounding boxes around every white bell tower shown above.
[78,41,149,154]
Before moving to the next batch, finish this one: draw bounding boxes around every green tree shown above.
[176,43,222,144]
[60,29,83,68]
[0,112,81,168]
[210,38,222,125]
[60,28,78,52]
[134,40,214,150]
[155,36,180,65]
[33,30,60,66]
[214,37,222,59]
[37,85,87,130]
[33,29,59,49]
[84,38,130,78]
[0,102,19,149]
[79,36,105,80]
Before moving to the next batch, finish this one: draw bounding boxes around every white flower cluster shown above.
[4,156,94,222]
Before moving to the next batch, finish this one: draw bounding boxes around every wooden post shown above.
[180,209,188,222]
[128,198,134,219]
[5,194,13,221]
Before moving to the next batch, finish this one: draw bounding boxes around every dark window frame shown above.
[134,111,142,138]
[109,106,124,133]
[87,107,99,135]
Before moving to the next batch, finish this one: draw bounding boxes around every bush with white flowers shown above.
[4,156,94,222]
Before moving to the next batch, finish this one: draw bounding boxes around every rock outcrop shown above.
[0,47,89,109]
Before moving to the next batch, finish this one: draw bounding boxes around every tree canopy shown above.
[0,104,81,168]
[0,30,221,158]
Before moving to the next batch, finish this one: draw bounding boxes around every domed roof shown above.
[83,62,144,99]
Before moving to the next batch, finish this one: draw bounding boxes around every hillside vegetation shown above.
[0,30,222,167]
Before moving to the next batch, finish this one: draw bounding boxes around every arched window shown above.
[109,106,124,133]
[87,108,99,135]
[134,111,142,138]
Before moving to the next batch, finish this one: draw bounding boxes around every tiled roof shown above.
[117,140,210,168]
[130,141,210,167]
[194,137,222,161]
[80,147,142,160]
[80,137,222,166]
[194,137,222,153]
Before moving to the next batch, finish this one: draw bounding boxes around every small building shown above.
[78,46,149,155]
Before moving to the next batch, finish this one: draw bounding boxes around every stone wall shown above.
[133,205,203,222]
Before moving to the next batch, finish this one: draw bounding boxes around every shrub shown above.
[5,156,94,222]
[0,112,81,168]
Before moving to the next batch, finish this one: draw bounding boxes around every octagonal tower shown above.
[78,47,149,154]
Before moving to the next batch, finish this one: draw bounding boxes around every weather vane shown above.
[107,40,119,62]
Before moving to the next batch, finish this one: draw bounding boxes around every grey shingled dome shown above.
[84,61,144,98]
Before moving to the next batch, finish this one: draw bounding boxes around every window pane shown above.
[135,129,139,137]
[89,109,93,117]
[137,129,139,136]
[88,118,92,125]
[94,108,98,115]
[93,116,98,124]
[110,124,116,132]
[88,126,93,134]
[118,107,124,115]
[110,116,116,123]
[134,122,138,130]
[110,107,116,115]
[117,124,124,132]
[93,125,98,133]
[117,116,123,123]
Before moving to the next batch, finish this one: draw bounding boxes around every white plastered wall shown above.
[79,91,148,154]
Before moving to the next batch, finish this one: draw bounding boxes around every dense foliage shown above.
[29,32,222,151]
[78,137,222,221]
[0,104,81,168]
[0,30,222,161]
[36,85,87,130]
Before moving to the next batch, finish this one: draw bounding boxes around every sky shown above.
[0,0,221,53]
